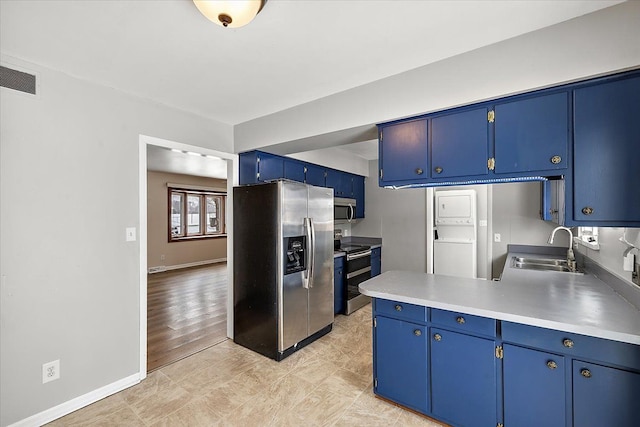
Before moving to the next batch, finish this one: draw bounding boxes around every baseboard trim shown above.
[148,258,227,274]
[9,373,141,427]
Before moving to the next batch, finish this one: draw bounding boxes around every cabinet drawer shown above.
[431,308,496,337]
[375,299,428,324]
[502,322,640,370]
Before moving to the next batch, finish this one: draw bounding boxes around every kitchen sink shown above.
[511,257,583,274]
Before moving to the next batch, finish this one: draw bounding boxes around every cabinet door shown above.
[573,361,640,427]
[573,75,640,224]
[379,119,428,183]
[430,328,497,427]
[352,175,365,218]
[333,257,344,315]
[494,92,569,175]
[431,107,489,179]
[325,170,343,196]
[503,344,565,427]
[257,153,284,182]
[371,247,381,277]
[305,164,326,187]
[340,173,354,198]
[374,316,428,413]
[284,159,305,183]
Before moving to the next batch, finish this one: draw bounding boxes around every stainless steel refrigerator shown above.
[233,180,334,361]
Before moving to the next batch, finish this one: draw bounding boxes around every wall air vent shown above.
[0,65,37,95]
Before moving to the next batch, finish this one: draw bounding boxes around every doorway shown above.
[138,135,237,378]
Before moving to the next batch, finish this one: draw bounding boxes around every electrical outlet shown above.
[494,233,501,243]
[42,360,60,384]
[126,227,136,242]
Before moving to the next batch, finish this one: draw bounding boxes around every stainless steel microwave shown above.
[334,197,356,222]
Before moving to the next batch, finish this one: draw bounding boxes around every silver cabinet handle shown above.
[582,207,594,215]
[394,304,402,312]
[547,360,558,370]
[562,338,574,348]
[581,368,592,378]
[434,166,443,174]
[415,168,424,175]
[414,329,422,337]
[550,155,562,164]
[456,316,465,324]
[433,333,442,341]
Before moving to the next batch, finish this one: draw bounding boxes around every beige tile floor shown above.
[47,305,445,426]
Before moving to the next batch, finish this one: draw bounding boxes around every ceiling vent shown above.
[1,65,37,95]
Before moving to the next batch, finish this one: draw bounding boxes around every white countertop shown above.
[360,252,640,345]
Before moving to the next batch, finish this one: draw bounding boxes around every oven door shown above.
[345,250,371,314]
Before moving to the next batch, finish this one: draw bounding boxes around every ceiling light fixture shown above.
[193,0,267,28]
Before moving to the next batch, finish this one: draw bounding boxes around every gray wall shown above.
[491,182,571,278]
[0,57,232,426]
[352,161,427,273]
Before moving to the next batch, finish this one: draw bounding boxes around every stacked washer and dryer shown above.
[433,189,478,279]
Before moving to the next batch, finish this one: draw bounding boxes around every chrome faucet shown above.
[548,226,576,272]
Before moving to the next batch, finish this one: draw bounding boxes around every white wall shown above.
[288,147,370,177]
[235,2,640,153]
[577,228,640,285]
[0,56,232,426]
[491,182,573,278]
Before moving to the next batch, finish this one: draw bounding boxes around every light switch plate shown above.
[126,227,136,242]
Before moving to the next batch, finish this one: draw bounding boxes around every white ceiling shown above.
[147,144,228,179]
[0,1,622,174]
[0,0,621,126]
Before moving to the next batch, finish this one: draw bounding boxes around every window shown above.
[170,188,226,241]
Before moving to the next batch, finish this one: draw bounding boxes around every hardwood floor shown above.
[147,263,228,372]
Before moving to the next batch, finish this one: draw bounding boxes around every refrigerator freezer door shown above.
[279,182,309,352]
[307,185,335,336]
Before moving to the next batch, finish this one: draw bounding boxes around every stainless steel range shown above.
[340,244,372,315]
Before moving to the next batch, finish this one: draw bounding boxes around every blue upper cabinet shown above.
[431,107,489,179]
[239,151,283,184]
[379,118,429,185]
[239,150,366,218]
[305,163,326,187]
[326,169,354,198]
[353,175,365,218]
[493,91,569,176]
[570,74,640,226]
[283,159,306,182]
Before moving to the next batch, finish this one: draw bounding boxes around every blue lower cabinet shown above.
[374,316,428,414]
[503,344,566,427]
[371,247,381,277]
[430,328,497,427]
[573,361,640,427]
[333,257,345,315]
